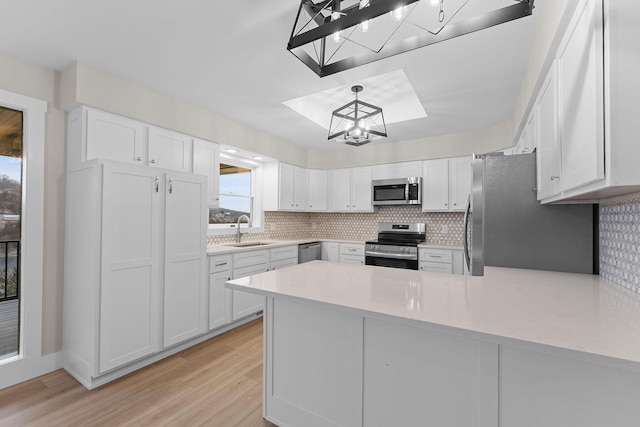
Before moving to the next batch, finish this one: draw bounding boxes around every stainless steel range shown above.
[365,222,426,270]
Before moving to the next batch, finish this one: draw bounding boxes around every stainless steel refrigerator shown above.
[464,152,595,276]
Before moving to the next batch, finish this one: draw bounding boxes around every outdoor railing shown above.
[0,240,19,303]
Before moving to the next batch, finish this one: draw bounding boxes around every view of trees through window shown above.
[0,105,22,359]
[209,163,253,225]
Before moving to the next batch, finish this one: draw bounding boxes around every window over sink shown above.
[209,155,264,234]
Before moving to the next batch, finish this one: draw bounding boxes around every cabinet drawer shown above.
[271,258,298,271]
[340,243,364,256]
[419,248,453,263]
[233,263,269,279]
[270,245,298,262]
[233,250,270,269]
[209,255,232,273]
[419,262,453,274]
[340,254,364,265]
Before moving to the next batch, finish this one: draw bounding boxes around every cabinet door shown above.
[86,109,146,165]
[192,138,220,207]
[209,271,232,330]
[163,172,207,348]
[537,62,561,200]
[331,169,352,212]
[522,111,537,154]
[323,242,340,262]
[423,159,449,211]
[293,166,307,211]
[232,264,268,320]
[307,169,328,211]
[448,157,471,211]
[99,164,161,373]
[351,167,372,211]
[148,126,192,172]
[279,163,295,210]
[557,0,604,191]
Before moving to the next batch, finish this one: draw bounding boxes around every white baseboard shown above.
[0,351,63,390]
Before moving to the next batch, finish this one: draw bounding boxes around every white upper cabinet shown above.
[423,157,470,212]
[85,108,147,166]
[557,0,604,192]
[533,0,640,203]
[263,162,308,211]
[371,161,422,180]
[330,169,352,212]
[192,138,220,208]
[448,157,472,210]
[71,107,198,175]
[307,169,328,211]
[536,62,561,200]
[330,167,373,212]
[147,126,192,172]
[351,166,372,211]
[422,159,449,211]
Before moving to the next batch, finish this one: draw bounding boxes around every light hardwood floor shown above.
[0,318,276,427]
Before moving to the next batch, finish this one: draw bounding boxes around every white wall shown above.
[59,62,309,167]
[0,52,66,356]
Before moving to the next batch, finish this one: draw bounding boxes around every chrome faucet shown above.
[236,215,252,243]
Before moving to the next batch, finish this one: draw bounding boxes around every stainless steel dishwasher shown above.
[298,242,321,263]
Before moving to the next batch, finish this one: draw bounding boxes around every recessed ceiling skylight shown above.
[283,70,427,131]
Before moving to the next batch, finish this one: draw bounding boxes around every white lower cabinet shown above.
[419,248,464,275]
[363,318,498,427]
[322,242,340,262]
[232,251,269,321]
[230,246,299,321]
[263,297,497,427]
[163,172,208,348]
[339,243,365,265]
[63,161,207,384]
[208,255,232,330]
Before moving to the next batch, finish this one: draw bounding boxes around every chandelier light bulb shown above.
[360,20,370,33]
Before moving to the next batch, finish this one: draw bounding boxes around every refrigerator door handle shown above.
[463,194,471,272]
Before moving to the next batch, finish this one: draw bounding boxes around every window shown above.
[0,106,22,360]
[209,162,255,228]
[0,89,46,388]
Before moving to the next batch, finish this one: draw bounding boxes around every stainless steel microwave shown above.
[372,177,422,206]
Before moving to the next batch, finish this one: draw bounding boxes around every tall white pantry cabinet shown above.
[63,107,208,388]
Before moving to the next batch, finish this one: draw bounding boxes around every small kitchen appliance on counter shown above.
[365,222,426,270]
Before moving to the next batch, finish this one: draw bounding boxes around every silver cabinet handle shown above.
[150,159,156,164]
[215,261,227,267]
[550,176,560,180]
[155,176,159,193]
[429,255,443,259]
[136,156,142,161]
[169,178,173,194]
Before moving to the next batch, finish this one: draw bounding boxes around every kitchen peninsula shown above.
[227,261,640,427]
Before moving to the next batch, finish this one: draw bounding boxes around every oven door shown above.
[365,253,418,270]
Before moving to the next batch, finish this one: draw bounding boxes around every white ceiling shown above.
[0,0,538,152]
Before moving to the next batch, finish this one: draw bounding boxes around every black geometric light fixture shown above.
[328,85,387,147]
[287,0,535,77]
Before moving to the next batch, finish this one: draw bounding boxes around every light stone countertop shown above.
[207,239,463,255]
[226,261,640,371]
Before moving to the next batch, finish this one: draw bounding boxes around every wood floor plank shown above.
[0,318,276,427]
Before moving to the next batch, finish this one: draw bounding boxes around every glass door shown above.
[0,105,22,360]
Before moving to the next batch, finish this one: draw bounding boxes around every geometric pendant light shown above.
[328,85,386,147]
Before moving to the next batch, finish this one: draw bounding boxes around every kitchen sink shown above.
[225,242,271,248]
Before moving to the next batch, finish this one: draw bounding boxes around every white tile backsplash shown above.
[600,197,640,293]
[207,206,464,247]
